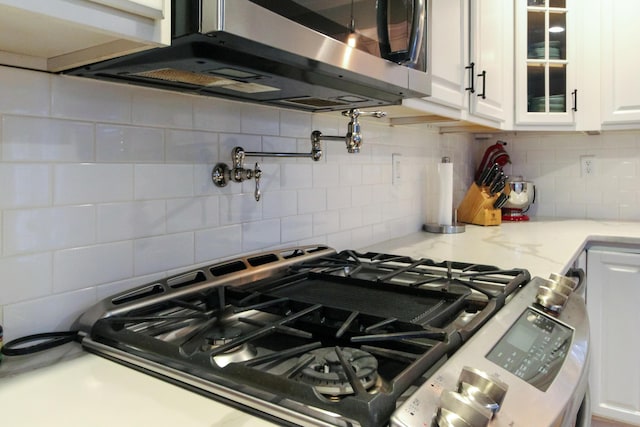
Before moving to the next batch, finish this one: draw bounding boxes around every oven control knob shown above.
[535,279,569,314]
[437,390,491,427]
[457,367,508,416]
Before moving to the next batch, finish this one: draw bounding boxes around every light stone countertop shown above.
[363,218,640,278]
[1,218,639,427]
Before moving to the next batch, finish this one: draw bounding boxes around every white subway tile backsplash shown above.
[193,98,242,133]
[3,288,96,341]
[3,205,95,255]
[53,242,133,292]
[219,193,262,225]
[0,253,52,305]
[96,124,165,163]
[54,163,134,205]
[312,210,340,236]
[0,65,480,339]
[165,129,218,163]
[2,116,94,162]
[134,233,194,276]
[242,219,280,252]
[195,224,242,263]
[241,104,280,136]
[262,190,297,219]
[97,200,166,242]
[166,196,219,233]
[131,89,193,129]
[134,164,194,200]
[281,164,313,189]
[52,76,131,123]
[281,214,312,243]
[297,189,326,214]
[0,67,50,116]
[0,164,51,209]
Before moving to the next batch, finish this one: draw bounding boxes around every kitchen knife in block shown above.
[457,183,502,226]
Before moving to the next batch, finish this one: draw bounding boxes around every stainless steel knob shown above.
[437,390,491,427]
[457,367,508,416]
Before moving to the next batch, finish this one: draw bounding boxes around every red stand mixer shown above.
[502,177,536,221]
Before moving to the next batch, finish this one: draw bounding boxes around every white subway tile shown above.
[52,75,131,122]
[362,204,382,225]
[219,193,262,225]
[327,230,351,251]
[97,200,166,242]
[0,253,52,305]
[298,189,326,214]
[96,124,164,163]
[0,164,51,209]
[54,164,133,205]
[281,164,312,189]
[53,242,133,292]
[351,226,373,248]
[241,104,280,136]
[2,116,94,162]
[327,187,352,210]
[195,224,242,263]
[351,185,372,206]
[262,190,297,219]
[3,205,95,255]
[340,164,363,186]
[193,97,242,133]
[0,66,50,116]
[281,214,312,242]
[135,164,194,200]
[340,206,363,230]
[280,110,312,138]
[242,219,280,252]
[312,163,340,188]
[166,196,219,233]
[96,271,166,300]
[134,233,194,276]
[2,288,96,341]
[165,129,218,163]
[312,211,340,236]
[131,89,193,128]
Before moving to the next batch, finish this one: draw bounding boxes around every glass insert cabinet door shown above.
[524,0,574,116]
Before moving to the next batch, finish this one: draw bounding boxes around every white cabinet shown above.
[587,247,640,425]
[601,0,640,127]
[467,0,513,127]
[0,0,170,72]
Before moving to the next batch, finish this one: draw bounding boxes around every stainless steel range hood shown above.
[65,0,431,112]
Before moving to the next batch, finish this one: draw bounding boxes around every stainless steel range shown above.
[74,245,589,427]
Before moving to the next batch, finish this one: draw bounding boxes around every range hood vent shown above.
[66,33,426,112]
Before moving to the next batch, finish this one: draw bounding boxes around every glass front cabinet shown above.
[515,0,578,125]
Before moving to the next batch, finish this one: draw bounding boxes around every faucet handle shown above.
[253,162,262,201]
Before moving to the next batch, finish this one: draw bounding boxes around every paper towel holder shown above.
[423,157,465,234]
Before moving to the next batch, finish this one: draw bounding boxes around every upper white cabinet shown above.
[601,0,640,127]
[468,0,513,127]
[514,0,600,131]
[0,0,170,72]
[587,247,640,425]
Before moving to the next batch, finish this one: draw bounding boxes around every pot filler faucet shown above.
[211,108,386,201]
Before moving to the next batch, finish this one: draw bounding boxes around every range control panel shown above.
[486,308,573,391]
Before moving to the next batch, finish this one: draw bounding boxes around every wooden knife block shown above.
[457,183,502,226]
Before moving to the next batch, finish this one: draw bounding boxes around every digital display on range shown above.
[486,308,574,391]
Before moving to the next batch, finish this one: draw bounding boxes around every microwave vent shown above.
[132,68,237,87]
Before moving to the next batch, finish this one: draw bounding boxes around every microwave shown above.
[67,0,432,112]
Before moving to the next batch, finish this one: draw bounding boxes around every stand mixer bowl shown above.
[502,178,535,221]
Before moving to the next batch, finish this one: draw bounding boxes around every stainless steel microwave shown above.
[67,0,432,112]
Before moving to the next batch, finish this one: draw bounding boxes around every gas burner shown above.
[204,326,257,367]
[296,347,378,396]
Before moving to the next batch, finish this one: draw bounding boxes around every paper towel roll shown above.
[437,158,453,226]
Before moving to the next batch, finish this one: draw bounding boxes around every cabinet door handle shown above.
[571,89,578,112]
[477,70,487,99]
[465,62,475,93]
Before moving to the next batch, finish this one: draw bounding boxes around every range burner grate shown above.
[78,246,530,427]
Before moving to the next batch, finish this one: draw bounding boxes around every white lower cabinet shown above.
[587,247,640,425]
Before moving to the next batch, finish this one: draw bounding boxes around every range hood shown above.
[65,0,431,112]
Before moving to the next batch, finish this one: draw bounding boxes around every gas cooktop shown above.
[75,245,531,427]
